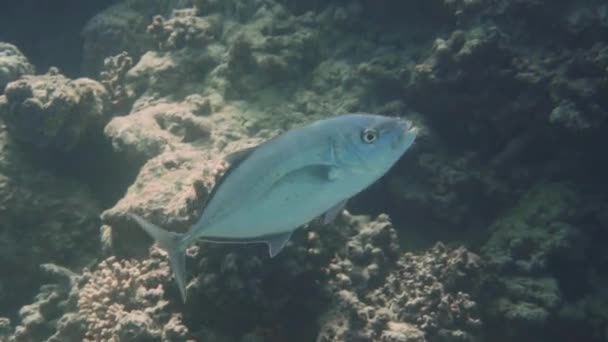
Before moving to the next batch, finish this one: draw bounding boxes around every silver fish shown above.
[130,113,417,301]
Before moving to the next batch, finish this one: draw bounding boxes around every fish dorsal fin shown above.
[266,230,294,257]
[224,133,283,165]
[322,199,348,224]
[200,135,286,216]
[202,145,261,212]
[216,140,278,197]
[224,146,258,165]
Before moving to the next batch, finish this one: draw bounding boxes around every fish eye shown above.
[361,128,379,144]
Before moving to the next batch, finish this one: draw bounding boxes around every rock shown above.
[0,68,109,152]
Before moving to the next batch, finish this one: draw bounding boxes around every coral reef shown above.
[0,43,34,93]
[0,118,101,321]
[99,52,135,114]
[0,68,109,152]
[319,214,482,342]
[2,0,608,341]
[9,264,81,342]
[479,183,608,341]
[81,0,155,76]
[77,254,187,342]
[481,185,576,334]
[100,98,251,255]
[4,254,190,342]
[147,10,222,51]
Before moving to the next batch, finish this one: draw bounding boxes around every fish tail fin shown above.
[128,213,189,302]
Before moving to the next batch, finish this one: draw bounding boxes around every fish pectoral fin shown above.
[266,230,294,258]
[327,166,341,181]
[322,199,348,224]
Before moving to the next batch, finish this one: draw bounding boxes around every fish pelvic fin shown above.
[128,214,189,303]
[266,230,294,258]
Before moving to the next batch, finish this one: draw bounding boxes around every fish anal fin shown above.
[266,231,294,257]
[323,199,348,224]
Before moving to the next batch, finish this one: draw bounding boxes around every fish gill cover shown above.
[0,0,607,341]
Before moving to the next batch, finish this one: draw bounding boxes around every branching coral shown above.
[6,255,190,342]
[0,122,101,323]
[77,254,185,341]
[99,52,134,114]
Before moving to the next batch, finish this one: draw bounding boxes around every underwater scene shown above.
[1,0,607,341]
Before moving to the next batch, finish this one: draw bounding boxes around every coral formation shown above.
[0,120,101,322]
[0,68,109,152]
[99,52,135,114]
[147,10,222,51]
[80,0,155,76]
[0,43,34,93]
[479,183,605,341]
[77,254,186,342]
[319,214,482,342]
[100,98,250,255]
[4,254,190,342]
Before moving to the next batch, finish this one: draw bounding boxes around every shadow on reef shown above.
[181,243,328,342]
[20,128,141,208]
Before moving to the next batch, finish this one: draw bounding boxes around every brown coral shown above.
[320,214,482,342]
[77,254,183,341]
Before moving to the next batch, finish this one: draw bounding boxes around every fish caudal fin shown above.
[128,214,189,302]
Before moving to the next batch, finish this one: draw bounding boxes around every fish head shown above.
[335,114,417,172]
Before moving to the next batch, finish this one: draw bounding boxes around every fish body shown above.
[130,113,417,301]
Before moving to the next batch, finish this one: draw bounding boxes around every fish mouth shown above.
[390,118,417,150]
[399,119,418,136]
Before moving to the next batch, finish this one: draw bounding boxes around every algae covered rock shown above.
[0,43,34,93]
[0,68,109,152]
